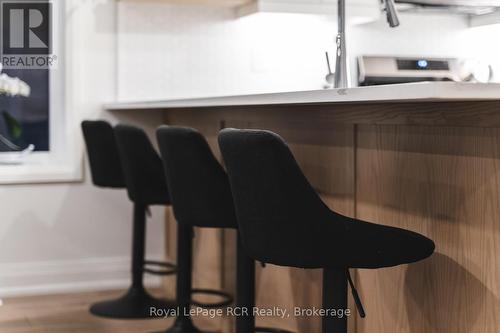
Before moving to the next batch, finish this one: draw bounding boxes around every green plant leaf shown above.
[2,111,22,139]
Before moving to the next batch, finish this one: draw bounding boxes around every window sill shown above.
[0,153,83,184]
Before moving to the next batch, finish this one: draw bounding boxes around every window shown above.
[0,68,50,152]
[0,0,81,184]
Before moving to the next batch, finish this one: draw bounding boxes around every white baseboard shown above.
[0,256,164,298]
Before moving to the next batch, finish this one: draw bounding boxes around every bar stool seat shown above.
[341,218,434,269]
[249,210,435,270]
[218,128,435,333]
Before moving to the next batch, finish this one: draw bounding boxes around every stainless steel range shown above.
[396,0,500,15]
[358,56,493,86]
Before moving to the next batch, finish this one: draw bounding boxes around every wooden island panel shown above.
[155,100,500,333]
[355,125,500,333]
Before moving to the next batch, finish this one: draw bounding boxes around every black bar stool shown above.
[81,121,176,319]
[156,126,294,333]
[218,128,436,333]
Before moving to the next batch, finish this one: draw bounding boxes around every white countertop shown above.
[105,82,500,110]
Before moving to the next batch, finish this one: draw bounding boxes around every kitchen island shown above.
[108,82,500,333]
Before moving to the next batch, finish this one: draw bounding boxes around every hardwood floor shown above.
[0,290,179,333]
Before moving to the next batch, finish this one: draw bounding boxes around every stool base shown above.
[90,286,176,319]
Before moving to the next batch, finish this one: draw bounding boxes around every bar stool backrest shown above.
[156,126,237,229]
[81,120,125,189]
[218,128,345,266]
[114,124,170,205]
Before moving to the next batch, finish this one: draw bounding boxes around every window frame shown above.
[0,0,83,184]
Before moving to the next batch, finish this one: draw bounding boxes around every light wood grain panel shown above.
[356,125,500,333]
[156,101,500,332]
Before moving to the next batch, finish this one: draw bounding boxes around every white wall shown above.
[0,0,165,297]
[117,2,500,101]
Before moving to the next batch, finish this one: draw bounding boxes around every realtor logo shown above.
[3,2,51,54]
[0,0,56,69]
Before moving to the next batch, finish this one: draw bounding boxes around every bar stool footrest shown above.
[191,288,234,309]
[143,260,177,276]
[256,327,296,333]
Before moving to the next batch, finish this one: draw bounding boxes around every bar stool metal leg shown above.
[90,203,176,319]
[236,237,297,333]
[236,237,255,333]
[132,203,147,289]
[322,268,348,333]
[163,224,203,333]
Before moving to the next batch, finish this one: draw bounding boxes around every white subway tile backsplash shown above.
[117,2,500,101]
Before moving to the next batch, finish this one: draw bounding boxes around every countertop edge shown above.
[104,83,500,111]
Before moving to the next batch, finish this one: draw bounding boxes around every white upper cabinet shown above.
[119,0,382,24]
[119,0,252,7]
[236,0,381,24]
